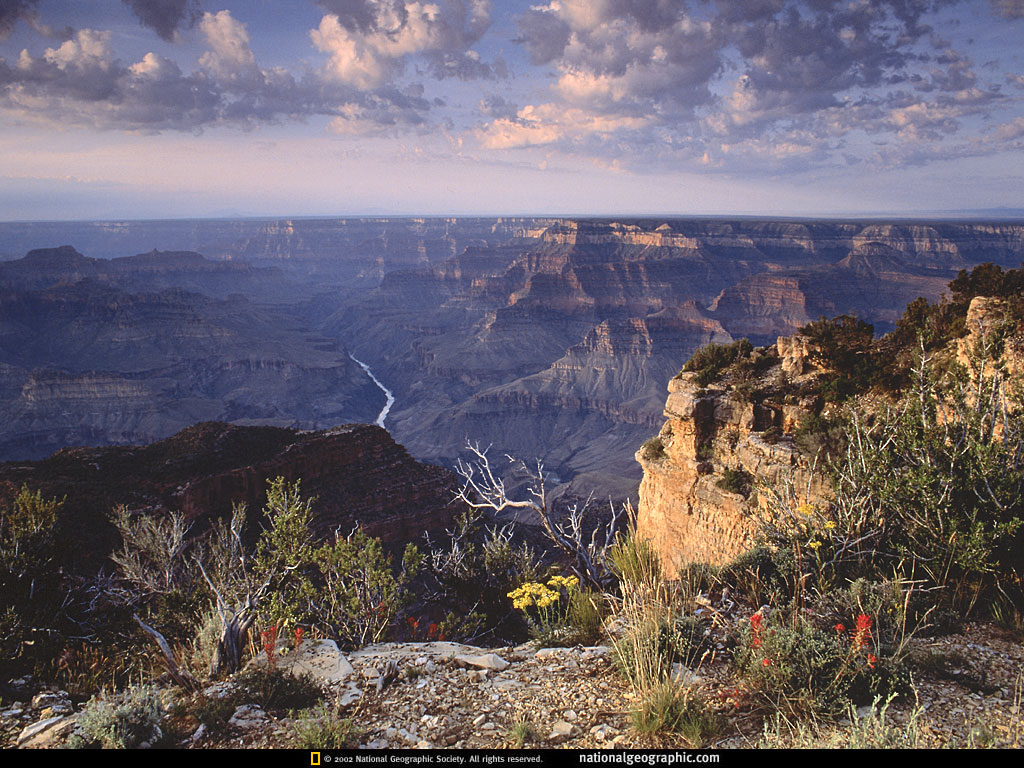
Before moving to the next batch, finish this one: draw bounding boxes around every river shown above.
[349,354,395,428]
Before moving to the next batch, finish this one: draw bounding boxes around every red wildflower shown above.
[427,623,439,640]
[762,658,773,667]
[293,626,304,650]
[867,654,877,670]
[851,614,873,651]
[261,626,279,666]
[834,623,845,633]
[750,613,765,649]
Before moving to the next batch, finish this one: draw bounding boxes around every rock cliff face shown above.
[0,422,460,568]
[635,289,1024,572]
[635,343,830,571]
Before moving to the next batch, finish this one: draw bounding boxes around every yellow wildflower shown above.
[823,520,836,530]
[808,540,822,551]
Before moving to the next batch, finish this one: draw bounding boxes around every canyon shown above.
[2,217,1023,502]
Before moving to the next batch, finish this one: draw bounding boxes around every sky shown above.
[0,0,1022,220]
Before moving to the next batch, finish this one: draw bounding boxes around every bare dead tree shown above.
[194,502,276,677]
[453,441,622,590]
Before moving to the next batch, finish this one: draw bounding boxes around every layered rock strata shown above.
[635,344,830,572]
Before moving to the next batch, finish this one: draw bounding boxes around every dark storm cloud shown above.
[122,0,202,42]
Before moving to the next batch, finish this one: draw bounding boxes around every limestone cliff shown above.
[634,341,830,572]
[635,289,1024,573]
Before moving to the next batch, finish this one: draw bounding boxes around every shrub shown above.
[799,315,878,402]
[718,544,796,607]
[292,703,361,749]
[826,355,1024,609]
[681,338,754,386]
[233,665,322,712]
[67,684,164,749]
[716,468,752,497]
[640,436,667,461]
[0,486,69,677]
[734,611,913,719]
[425,510,543,642]
[793,412,845,460]
[312,529,422,650]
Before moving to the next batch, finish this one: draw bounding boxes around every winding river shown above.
[349,354,395,428]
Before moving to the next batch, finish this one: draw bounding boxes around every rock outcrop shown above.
[635,343,831,572]
[0,422,461,567]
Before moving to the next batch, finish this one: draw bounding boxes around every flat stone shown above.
[549,720,577,741]
[267,638,355,684]
[455,653,509,672]
[491,678,524,690]
[229,704,269,729]
[18,716,67,746]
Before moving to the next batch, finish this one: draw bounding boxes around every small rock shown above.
[229,704,269,729]
[549,720,577,741]
[30,692,70,710]
[39,704,73,718]
[455,653,509,672]
[191,723,207,742]
[491,678,523,690]
[563,710,578,722]
[535,648,565,659]
[472,713,487,727]
[415,740,433,749]
[203,681,237,699]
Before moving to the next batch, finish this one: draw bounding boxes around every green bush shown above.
[0,486,69,677]
[640,436,667,461]
[292,703,361,749]
[719,544,796,607]
[793,412,845,459]
[67,685,164,749]
[716,468,752,497]
[233,665,322,712]
[734,611,913,719]
[681,338,754,387]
